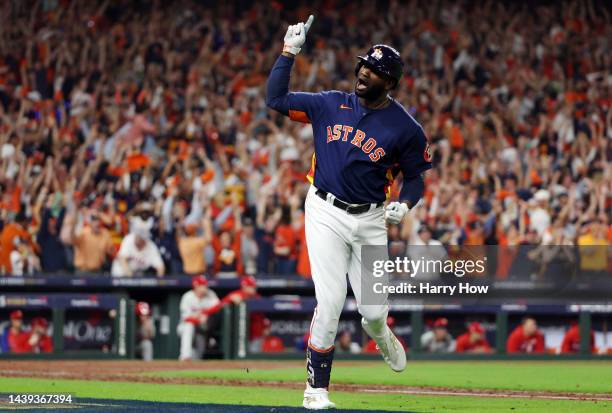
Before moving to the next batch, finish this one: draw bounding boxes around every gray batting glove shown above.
[283,15,314,55]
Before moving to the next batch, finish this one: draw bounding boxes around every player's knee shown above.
[179,322,195,337]
[359,304,388,323]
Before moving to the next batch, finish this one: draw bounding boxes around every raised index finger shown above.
[304,15,314,33]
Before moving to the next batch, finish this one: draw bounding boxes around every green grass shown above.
[150,360,612,394]
[0,377,608,413]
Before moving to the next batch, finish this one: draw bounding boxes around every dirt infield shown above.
[1,360,612,403]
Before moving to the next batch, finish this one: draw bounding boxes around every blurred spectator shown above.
[249,318,285,353]
[335,330,361,354]
[111,215,165,277]
[506,317,545,354]
[365,317,407,353]
[255,203,279,275]
[177,213,213,275]
[577,220,609,277]
[177,275,220,361]
[68,210,114,274]
[1,311,30,353]
[421,317,455,353]
[528,190,551,237]
[213,231,242,277]
[136,301,156,361]
[455,322,491,353]
[36,207,67,272]
[27,317,53,353]
[10,236,40,275]
[406,223,447,280]
[388,224,407,261]
[0,215,35,275]
[273,206,297,275]
[240,218,259,276]
[560,322,597,354]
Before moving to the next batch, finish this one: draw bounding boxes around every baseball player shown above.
[136,302,156,361]
[177,275,220,361]
[420,317,455,353]
[506,317,545,354]
[1,310,31,353]
[27,317,53,353]
[266,15,432,409]
[201,275,259,316]
[455,322,491,353]
[561,322,596,354]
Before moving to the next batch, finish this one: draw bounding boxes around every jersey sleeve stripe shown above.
[289,109,311,123]
[306,153,316,183]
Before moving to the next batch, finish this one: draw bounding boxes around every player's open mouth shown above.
[356,78,368,91]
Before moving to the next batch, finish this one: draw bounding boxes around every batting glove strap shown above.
[283,44,301,55]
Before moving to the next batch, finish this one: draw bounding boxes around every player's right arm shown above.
[266,15,323,123]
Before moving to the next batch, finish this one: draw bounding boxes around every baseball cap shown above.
[240,275,257,289]
[10,310,23,320]
[468,322,484,334]
[31,317,48,328]
[433,317,448,328]
[136,302,151,317]
[192,275,208,288]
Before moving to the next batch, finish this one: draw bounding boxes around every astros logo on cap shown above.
[371,48,383,60]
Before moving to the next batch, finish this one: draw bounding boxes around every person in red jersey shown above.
[560,322,596,354]
[136,302,156,361]
[6,311,31,353]
[202,275,259,316]
[249,318,285,353]
[506,317,545,354]
[27,317,53,353]
[455,322,492,353]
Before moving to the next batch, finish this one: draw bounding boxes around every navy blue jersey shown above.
[267,55,432,204]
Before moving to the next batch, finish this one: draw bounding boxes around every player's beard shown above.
[355,80,386,101]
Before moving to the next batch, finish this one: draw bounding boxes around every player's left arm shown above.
[266,15,324,123]
[385,126,432,224]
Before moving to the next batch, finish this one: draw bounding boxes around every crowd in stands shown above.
[0,0,609,278]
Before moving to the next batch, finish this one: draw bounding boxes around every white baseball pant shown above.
[177,322,207,360]
[305,185,389,350]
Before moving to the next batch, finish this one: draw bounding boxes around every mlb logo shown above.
[371,48,383,60]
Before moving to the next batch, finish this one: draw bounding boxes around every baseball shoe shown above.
[303,384,336,410]
[362,319,407,372]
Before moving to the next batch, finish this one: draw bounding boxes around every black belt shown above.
[315,189,383,215]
